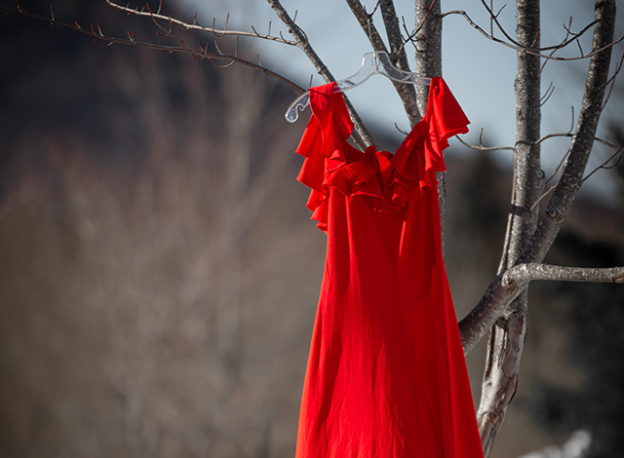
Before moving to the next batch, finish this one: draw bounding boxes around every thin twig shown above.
[396,0,436,60]
[456,135,516,152]
[541,17,576,76]
[344,0,421,126]
[544,148,572,186]
[583,144,624,182]
[575,38,584,57]
[441,10,623,61]
[369,0,382,17]
[533,132,573,146]
[503,263,624,286]
[0,3,305,94]
[401,16,425,50]
[394,123,409,136]
[489,0,493,37]
[540,81,555,107]
[531,183,558,212]
[533,131,622,154]
[460,261,624,356]
[266,0,373,148]
[516,0,616,269]
[602,52,624,111]
[478,0,598,52]
[105,0,297,45]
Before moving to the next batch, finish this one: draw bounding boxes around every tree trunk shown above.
[414,0,446,247]
[477,1,542,455]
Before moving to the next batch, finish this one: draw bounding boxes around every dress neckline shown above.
[297,76,469,231]
[330,77,437,156]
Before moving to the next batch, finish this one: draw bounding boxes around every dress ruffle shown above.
[296,77,469,232]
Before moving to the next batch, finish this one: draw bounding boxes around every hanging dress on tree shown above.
[294,77,484,458]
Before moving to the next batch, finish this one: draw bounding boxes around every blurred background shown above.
[0,1,623,457]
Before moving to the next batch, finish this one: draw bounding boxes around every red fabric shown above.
[294,78,484,458]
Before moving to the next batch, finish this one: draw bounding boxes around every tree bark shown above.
[345,0,421,126]
[459,0,617,355]
[477,0,542,455]
[379,0,419,123]
[414,0,446,248]
[414,0,442,113]
[517,0,616,265]
[267,0,374,148]
[460,263,624,355]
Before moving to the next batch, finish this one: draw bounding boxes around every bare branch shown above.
[530,108,573,146]
[505,263,624,286]
[477,0,543,452]
[461,0,617,356]
[442,9,623,61]
[407,1,437,55]
[343,0,390,54]
[413,0,444,249]
[105,0,297,45]
[266,0,373,149]
[394,123,409,135]
[379,0,418,110]
[480,0,523,47]
[539,17,573,76]
[344,0,421,126]
[540,81,555,106]
[583,145,624,182]
[595,136,624,151]
[459,274,521,357]
[601,52,624,110]
[456,135,515,153]
[533,133,623,203]
[533,131,573,146]
[575,38,585,58]
[517,0,616,266]
[530,182,558,212]
[0,3,305,94]
[489,0,494,37]
[477,0,599,53]
[460,262,624,355]
[544,147,571,186]
[400,15,426,50]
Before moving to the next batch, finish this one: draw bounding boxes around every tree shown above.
[1,0,623,456]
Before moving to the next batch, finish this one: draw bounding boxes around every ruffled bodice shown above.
[295,77,469,232]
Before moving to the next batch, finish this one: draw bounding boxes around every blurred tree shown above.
[532,236,624,458]
[0,1,315,457]
[523,127,624,458]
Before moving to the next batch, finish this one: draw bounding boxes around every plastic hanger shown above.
[285,50,430,123]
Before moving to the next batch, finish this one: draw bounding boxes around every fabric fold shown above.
[295,77,469,232]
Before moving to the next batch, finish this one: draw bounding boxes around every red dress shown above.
[297,78,483,458]
[294,78,484,458]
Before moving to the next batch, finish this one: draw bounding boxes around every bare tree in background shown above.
[2,0,624,456]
